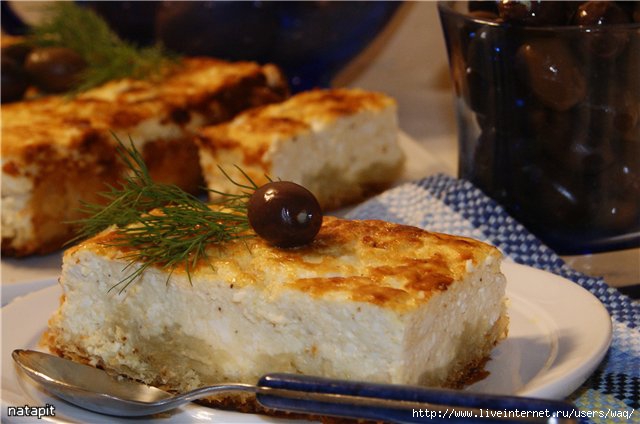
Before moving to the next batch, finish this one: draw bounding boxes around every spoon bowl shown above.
[12,349,255,416]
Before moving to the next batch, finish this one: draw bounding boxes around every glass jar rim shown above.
[437,1,640,32]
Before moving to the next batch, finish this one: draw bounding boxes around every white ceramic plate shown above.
[1,262,611,423]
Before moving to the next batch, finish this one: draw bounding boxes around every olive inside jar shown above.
[438,1,640,254]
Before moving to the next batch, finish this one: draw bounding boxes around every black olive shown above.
[573,1,631,59]
[248,181,322,248]
[24,47,86,93]
[497,1,570,25]
[1,57,29,103]
[515,39,586,111]
[574,1,631,26]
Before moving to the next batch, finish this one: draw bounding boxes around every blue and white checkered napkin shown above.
[346,174,639,419]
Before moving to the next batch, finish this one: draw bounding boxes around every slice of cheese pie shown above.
[196,88,405,211]
[43,216,508,413]
[1,57,288,256]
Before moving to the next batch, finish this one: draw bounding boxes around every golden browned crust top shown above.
[1,57,288,158]
[74,216,501,312]
[196,88,396,155]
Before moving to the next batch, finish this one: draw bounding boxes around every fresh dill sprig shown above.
[28,2,177,93]
[73,136,255,293]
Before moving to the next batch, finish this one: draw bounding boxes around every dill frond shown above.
[73,136,255,293]
[28,2,178,93]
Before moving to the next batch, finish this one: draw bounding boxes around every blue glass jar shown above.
[438,1,640,254]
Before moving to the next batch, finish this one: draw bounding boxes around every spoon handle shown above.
[256,373,579,423]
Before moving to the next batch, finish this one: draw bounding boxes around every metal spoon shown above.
[13,349,578,422]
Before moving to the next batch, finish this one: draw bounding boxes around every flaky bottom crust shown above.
[41,309,508,423]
